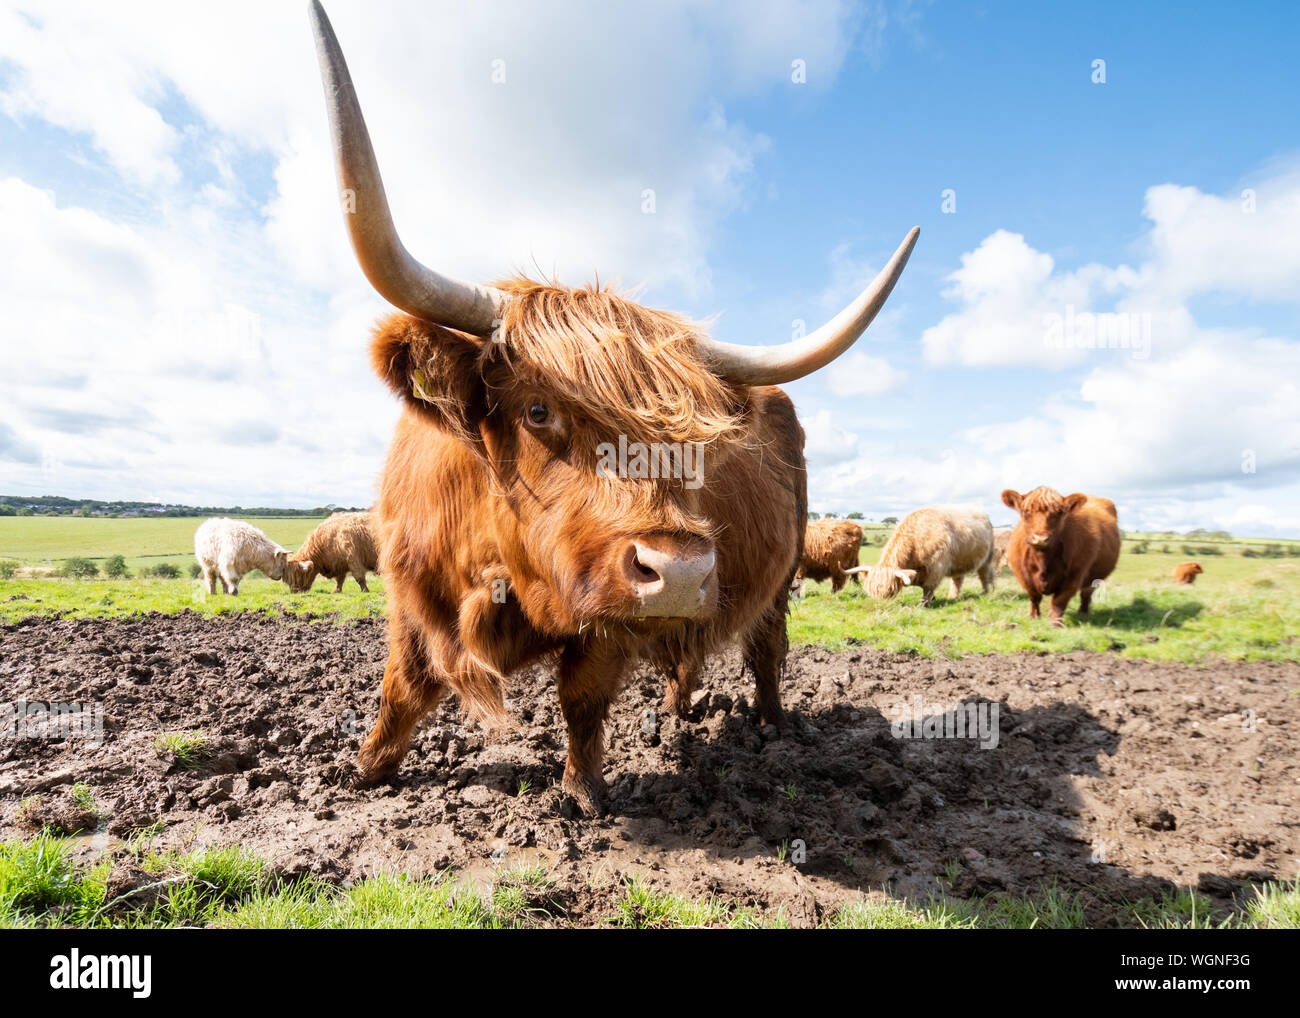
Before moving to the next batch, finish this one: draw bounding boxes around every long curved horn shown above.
[696,226,919,386]
[309,1,505,335]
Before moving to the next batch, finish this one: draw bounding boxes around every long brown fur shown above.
[287,511,379,592]
[358,281,806,815]
[1002,486,1120,626]
[797,520,863,592]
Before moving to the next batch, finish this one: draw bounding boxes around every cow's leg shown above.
[556,642,626,816]
[222,571,239,596]
[1049,588,1076,627]
[743,604,787,728]
[355,572,369,593]
[334,575,346,593]
[950,574,964,599]
[1078,584,1094,615]
[356,618,446,785]
[1028,594,1041,619]
[202,568,217,595]
[921,585,937,606]
[830,573,845,593]
[978,557,995,594]
[662,656,699,719]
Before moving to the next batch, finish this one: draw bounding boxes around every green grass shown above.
[788,546,1300,662]
[0,515,323,573]
[0,576,385,623]
[153,731,213,769]
[1,517,1297,661]
[4,834,1295,929]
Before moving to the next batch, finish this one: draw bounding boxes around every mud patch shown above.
[1,613,1296,925]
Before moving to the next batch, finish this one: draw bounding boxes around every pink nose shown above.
[625,541,716,618]
[1028,533,1051,547]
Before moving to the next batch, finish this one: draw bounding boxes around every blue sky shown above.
[1,0,1297,535]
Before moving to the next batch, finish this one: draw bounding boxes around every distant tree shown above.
[846,511,864,520]
[149,563,182,579]
[188,562,202,579]
[60,557,98,579]
[823,511,839,519]
[882,516,899,526]
[103,554,130,579]
[807,511,821,521]
[0,560,19,579]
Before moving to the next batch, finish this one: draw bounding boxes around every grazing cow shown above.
[286,511,379,592]
[847,505,995,605]
[1172,561,1203,584]
[992,526,1014,572]
[1001,486,1120,626]
[194,518,289,595]
[794,519,864,595]
[308,2,918,815]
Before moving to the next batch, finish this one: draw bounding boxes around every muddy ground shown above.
[1,612,1296,926]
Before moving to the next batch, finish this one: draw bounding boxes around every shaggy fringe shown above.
[488,276,745,447]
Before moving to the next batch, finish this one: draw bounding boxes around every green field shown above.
[1,517,1298,661]
[0,515,323,573]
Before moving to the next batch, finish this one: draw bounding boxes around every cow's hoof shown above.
[561,774,607,818]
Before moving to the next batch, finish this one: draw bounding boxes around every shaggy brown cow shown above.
[1001,486,1120,627]
[794,519,864,594]
[309,3,918,815]
[1173,561,1203,584]
[286,511,379,592]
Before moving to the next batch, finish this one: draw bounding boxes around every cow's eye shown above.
[526,403,551,426]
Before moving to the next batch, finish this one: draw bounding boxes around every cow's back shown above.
[1074,496,1120,582]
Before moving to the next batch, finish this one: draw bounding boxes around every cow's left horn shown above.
[309,1,506,335]
[695,227,919,386]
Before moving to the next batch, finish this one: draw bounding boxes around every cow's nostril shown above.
[632,555,660,584]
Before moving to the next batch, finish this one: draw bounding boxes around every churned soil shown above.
[1,612,1296,926]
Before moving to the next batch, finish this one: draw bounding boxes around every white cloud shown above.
[826,352,907,397]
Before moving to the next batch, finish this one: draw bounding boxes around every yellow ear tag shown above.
[411,368,433,403]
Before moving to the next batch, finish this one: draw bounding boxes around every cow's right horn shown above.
[310,1,506,335]
[694,227,918,386]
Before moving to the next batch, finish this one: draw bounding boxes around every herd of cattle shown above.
[170,4,1208,813]
[193,512,378,596]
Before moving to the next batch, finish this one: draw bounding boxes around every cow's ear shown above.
[1064,492,1088,513]
[1000,489,1022,510]
[371,313,486,437]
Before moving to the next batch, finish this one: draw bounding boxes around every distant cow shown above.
[287,511,379,592]
[992,526,1014,572]
[1001,487,1120,626]
[1173,561,1203,584]
[847,505,995,605]
[194,518,289,595]
[794,520,864,594]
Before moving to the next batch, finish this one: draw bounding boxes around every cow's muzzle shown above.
[624,539,717,619]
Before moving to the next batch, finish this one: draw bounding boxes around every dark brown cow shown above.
[1172,561,1203,584]
[1001,486,1120,627]
[308,4,918,814]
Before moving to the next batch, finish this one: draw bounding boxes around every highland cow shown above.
[193,518,289,596]
[992,526,1014,572]
[308,2,918,814]
[1173,561,1203,584]
[1001,486,1121,626]
[847,505,995,605]
[794,519,864,595]
[287,511,379,592]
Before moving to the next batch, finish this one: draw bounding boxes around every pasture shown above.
[1,516,1297,928]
